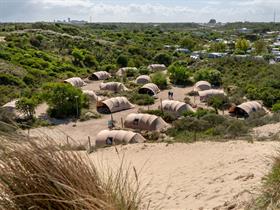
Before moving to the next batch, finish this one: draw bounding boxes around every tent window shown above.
[133,119,139,125]
[106,137,113,145]
[115,102,120,107]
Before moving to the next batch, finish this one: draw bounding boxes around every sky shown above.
[0,0,279,23]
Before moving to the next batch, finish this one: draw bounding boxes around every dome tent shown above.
[82,90,98,101]
[124,113,169,131]
[89,71,111,80]
[194,81,211,91]
[64,77,86,87]
[162,100,194,117]
[95,130,145,147]
[148,64,167,72]
[230,101,263,117]
[198,89,225,102]
[135,75,151,84]
[138,83,160,96]
[97,97,134,114]
[99,82,128,93]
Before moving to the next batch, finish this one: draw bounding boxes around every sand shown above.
[90,141,279,210]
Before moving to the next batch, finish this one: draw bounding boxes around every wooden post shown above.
[160,98,163,112]
[121,117,124,128]
[88,136,93,153]
[27,129,30,140]
[66,136,69,145]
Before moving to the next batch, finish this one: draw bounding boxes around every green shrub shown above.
[42,83,87,119]
[0,73,25,87]
[154,53,172,66]
[272,102,280,113]
[142,109,176,123]
[151,72,168,89]
[194,68,222,86]
[116,55,128,67]
[168,65,191,86]
[129,93,154,105]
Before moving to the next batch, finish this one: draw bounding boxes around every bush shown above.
[116,55,128,67]
[80,110,101,121]
[129,93,154,105]
[272,102,280,113]
[42,83,87,118]
[168,65,191,86]
[16,97,39,119]
[194,68,222,86]
[151,72,168,89]
[154,53,172,67]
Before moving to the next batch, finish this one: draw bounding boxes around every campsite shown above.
[1,20,280,209]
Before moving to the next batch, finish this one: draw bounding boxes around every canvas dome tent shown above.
[82,90,98,101]
[230,101,263,118]
[95,130,145,147]
[2,100,17,113]
[139,83,160,96]
[116,67,138,76]
[64,77,86,87]
[97,97,134,114]
[194,81,211,91]
[162,100,194,117]
[148,64,167,72]
[99,82,128,93]
[124,113,169,131]
[198,89,225,102]
[135,75,151,84]
[89,71,111,80]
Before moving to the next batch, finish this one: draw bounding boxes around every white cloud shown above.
[30,0,93,8]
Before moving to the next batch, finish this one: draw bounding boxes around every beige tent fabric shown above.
[136,75,151,84]
[100,97,134,113]
[162,100,194,116]
[116,67,137,76]
[64,77,86,87]
[95,130,145,147]
[198,89,225,101]
[237,101,263,116]
[139,83,160,96]
[194,81,211,91]
[99,82,128,92]
[2,99,18,113]
[148,64,167,72]
[91,71,111,80]
[124,113,169,131]
[82,90,98,100]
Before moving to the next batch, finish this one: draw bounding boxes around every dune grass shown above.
[0,134,143,210]
[249,152,280,209]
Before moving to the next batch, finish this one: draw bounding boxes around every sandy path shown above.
[90,141,278,210]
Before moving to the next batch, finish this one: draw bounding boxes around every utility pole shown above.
[274,9,276,24]
[75,96,79,118]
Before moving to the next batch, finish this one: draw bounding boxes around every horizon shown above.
[1,0,279,23]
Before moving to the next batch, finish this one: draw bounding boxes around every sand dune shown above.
[90,141,278,210]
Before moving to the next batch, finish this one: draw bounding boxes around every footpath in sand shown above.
[91,141,279,210]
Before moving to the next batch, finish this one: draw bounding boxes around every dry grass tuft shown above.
[0,134,143,210]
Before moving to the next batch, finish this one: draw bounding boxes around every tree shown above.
[116,55,128,67]
[194,68,222,86]
[168,65,191,86]
[42,83,87,118]
[16,97,39,119]
[151,72,168,89]
[254,39,267,55]
[207,95,229,114]
[154,53,172,67]
[235,38,250,54]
